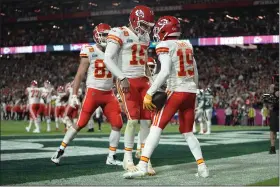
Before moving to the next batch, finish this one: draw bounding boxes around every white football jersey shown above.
[26,87,42,104]
[65,86,82,102]
[107,26,150,78]
[80,44,113,91]
[55,92,66,106]
[40,87,54,103]
[155,40,197,93]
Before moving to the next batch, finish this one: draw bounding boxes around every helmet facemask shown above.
[94,30,109,47]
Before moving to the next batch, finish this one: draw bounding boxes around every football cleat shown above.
[25,126,30,132]
[33,129,40,133]
[106,155,123,166]
[123,153,136,171]
[195,163,209,178]
[51,149,64,165]
[204,131,211,135]
[148,160,156,176]
[123,165,147,179]
[269,146,276,154]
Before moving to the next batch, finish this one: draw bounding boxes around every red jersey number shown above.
[130,44,148,65]
[177,49,194,77]
[94,59,112,79]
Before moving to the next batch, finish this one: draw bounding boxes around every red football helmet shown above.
[93,23,111,47]
[153,16,181,42]
[146,57,157,76]
[44,80,51,88]
[129,5,155,36]
[57,86,64,93]
[31,80,38,87]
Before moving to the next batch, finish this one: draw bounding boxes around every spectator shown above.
[261,104,269,126]
[224,104,232,126]
[247,104,256,126]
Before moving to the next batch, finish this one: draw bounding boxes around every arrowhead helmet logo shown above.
[135,10,144,18]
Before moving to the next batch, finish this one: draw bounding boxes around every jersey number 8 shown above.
[94,59,112,79]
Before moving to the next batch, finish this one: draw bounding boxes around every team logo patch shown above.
[92,54,97,57]
[127,39,133,43]
[135,10,144,18]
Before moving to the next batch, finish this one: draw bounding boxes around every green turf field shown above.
[1,120,279,186]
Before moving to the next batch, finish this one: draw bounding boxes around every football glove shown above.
[143,94,156,111]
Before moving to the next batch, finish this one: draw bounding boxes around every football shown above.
[152,91,168,110]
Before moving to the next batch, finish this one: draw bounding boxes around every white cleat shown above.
[148,160,156,176]
[204,131,211,135]
[51,149,64,165]
[198,131,204,134]
[123,165,147,179]
[123,154,136,171]
[106,155,123,166]
[47,128,51,132]
[25,126,30,132]
[196,163,209,178]
[33,129,40,133]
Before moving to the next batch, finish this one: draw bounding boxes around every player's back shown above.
[203,92,213,109]
[156,40,197,93]
[107,26,150,78]
[26,87,41,104]
[80,44,113,91]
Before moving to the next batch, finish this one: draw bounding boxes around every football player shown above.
[54,86,66,130]
[193,89,204,133]
[104,5,155,174]
[123,16,209,179]
[51,23,123,166]
[40,80,54,132]
[63,81,82,128]
[202,88,213,134]
[25,80,42,133]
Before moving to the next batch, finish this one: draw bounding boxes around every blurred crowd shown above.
[1,45,278,111]
[2,0,243,17]
[1,5,278,47]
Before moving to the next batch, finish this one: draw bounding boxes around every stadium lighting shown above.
[112,2,120,6]
[258,16,265,19]
[0,13,5,16]
[209,18,214,22]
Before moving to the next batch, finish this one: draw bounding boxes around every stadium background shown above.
[0,0,279,186]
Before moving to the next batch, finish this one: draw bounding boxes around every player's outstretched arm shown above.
[146,54,171,96]
[73,58,89,95]
[104,42,125,80]
[193,57,199,88]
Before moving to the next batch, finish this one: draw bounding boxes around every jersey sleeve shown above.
[155,41,170,56]
[80,45,93,58]
[107,27,124,46]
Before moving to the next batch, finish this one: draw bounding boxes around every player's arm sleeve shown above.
[147,53,171,96]
[79,45,92,58]
[193,57,199,87]
[104,42,125,80]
